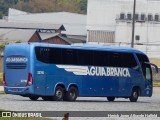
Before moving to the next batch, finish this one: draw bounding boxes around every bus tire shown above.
[129,88,139,102]
[29,96,39,101]
[107,97,115,102]
[53,86,64,101]
[64,87,78,101]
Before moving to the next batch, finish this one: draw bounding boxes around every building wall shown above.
[87,0,160,43]
[28,32,41,42]
[42,37,69,45]
[87,0,160,59]
[88,30,115,43]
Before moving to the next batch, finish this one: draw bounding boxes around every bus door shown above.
[34,69,46,96]
[141,63,152,96]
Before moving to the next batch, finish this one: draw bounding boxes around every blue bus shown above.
[3,43,158,102]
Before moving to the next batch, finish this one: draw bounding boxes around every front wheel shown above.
[107,97,115,102]
[29,96,39,101]
[129,88,139,102]
[64,87,78,101]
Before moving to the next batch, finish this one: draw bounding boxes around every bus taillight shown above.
[27,73,33,86]
[3,73,7,86]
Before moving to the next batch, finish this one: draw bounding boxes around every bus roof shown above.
[7,43,146,55]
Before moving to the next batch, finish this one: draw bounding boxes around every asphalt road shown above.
[0,88,160,120]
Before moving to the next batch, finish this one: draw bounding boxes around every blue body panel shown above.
[4,43,152,97]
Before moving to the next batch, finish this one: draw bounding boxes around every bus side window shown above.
[77,50,93,66]
[49,48,62,64]
[35,47,49,63]
[62,49,77,65]
[94,51,106,66]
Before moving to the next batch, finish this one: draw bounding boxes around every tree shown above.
[80,0,87,14]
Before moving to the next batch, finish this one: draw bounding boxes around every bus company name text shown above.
[87,67,130,77]
[6,57,28,63]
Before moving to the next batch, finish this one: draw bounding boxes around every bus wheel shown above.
[53,86,64,101]
[129,88,139,102]
[42,96,52,101]
[29,96,39,101]
[64,87,78,101]
[107,97,115,102]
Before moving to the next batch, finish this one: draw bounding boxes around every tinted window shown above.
[49,48,62,64]
[93,51,137,68]
[122,53,137,68]
[35,47,137,68]
[108,52,137,68]
[94,51,109,66]
[62,49,77,65]
[136,54,149,63]
[35,47,49,63]
[77,50,93,66]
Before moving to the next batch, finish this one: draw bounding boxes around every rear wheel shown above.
[107,97,115,102]
[129,88,139,102]
[64,87,78,101]
[29,96,39,101]
[52,86,64,101]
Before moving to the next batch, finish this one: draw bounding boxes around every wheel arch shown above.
[131,86,141,96]
[54,83,66,93]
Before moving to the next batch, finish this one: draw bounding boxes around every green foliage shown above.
[0,0,87,17]
[0,43,6,51]
[12,40,22,43]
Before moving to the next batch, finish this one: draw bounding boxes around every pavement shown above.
[0,86,4,91]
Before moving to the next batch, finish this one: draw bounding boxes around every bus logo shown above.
[6,55,28,63]
[56,65,131,77]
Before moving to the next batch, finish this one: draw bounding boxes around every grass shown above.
[153,81,160,87]
[0,91,4,94]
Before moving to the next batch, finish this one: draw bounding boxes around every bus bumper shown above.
[4,86,34,95]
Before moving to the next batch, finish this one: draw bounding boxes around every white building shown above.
[87,0,160,59]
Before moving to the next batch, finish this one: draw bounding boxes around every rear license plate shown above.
[13,88,18,92]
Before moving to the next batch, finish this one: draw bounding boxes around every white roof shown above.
[8,8,28,16]
[39,33,59,40]
[8,9,87,36]
[0,21,65,30]
[0,29,37,43]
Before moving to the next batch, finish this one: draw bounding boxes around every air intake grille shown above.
[6,63,27,69]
